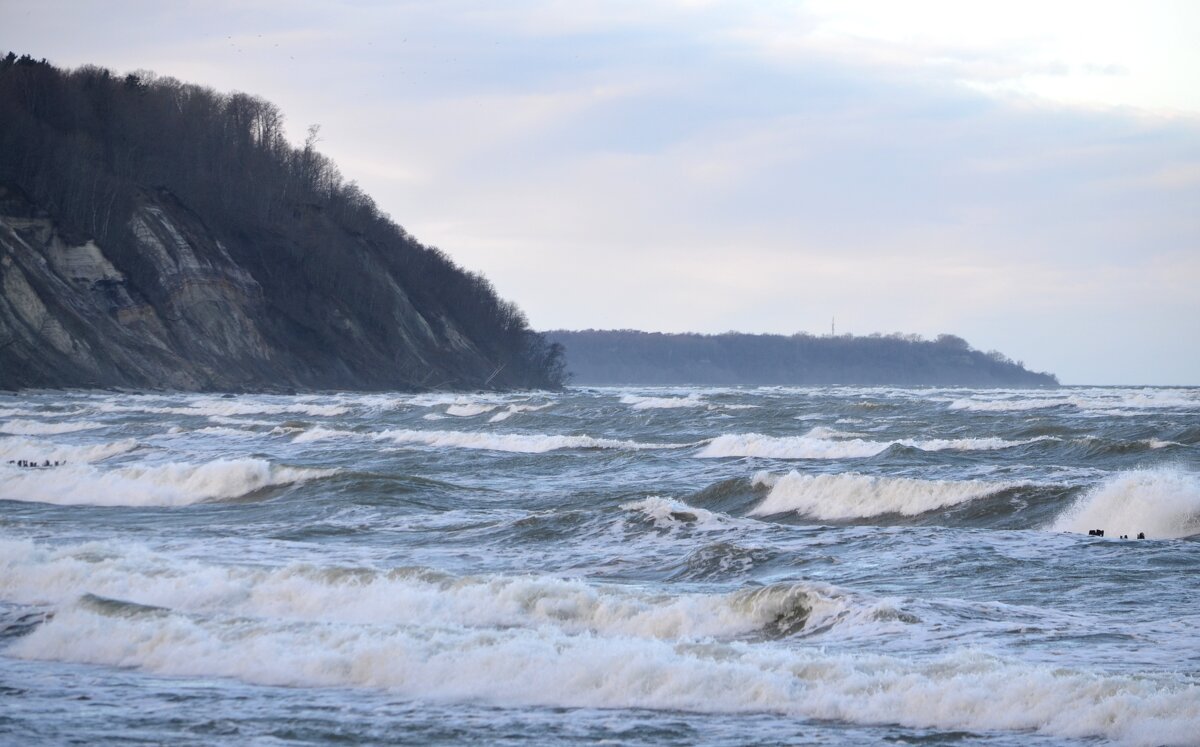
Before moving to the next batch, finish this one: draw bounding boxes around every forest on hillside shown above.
[546,330,1058,387]
[0,53,565,389]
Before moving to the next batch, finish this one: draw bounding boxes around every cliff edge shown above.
[0,54,563,391]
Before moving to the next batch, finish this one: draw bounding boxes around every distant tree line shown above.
[545,330,1058,387]
[0,53,564,389]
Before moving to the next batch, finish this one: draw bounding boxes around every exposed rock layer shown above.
[0,185,534,391]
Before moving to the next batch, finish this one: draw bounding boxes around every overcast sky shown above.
[3,0,1198,384]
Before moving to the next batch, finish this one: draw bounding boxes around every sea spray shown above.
[1051,468,1200,539]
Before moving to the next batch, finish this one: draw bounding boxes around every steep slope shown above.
[0,54,563,391]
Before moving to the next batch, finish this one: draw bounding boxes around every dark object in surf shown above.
[9,458,64,469]
[1138,532,1145,540]
[1088,529,1105,537]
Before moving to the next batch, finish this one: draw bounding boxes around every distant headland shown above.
[546,330,1058,387]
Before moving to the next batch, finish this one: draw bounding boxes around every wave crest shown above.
[0,458,333,507]
[377,429,682,454]
[1051,468,1200,539]
[698,431,1037,459]
[750,471,1013,520]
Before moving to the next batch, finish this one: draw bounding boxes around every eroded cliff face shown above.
[0,186,509,391]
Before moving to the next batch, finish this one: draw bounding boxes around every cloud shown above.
[1,0,1197,382]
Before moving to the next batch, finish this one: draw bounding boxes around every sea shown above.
[1,385,1198,746]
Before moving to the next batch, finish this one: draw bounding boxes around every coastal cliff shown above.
[0,54,564,391]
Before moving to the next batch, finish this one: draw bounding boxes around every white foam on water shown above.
[0,436,138,464]
[620,393,706,410]
[207,415,278,427]
[446,403,498,417]
[422,413,448,421]
[620,496,727,530]
[98,399,348,418]
[1050,468,1200,539]
[0,458,333,507]
[947,388,1199,414]
[1145,439,1182,449]
[750,471,1013,520]
[488,403,552,422]
[291,427,360,444]
[697,432,1039,459]
[8,594,1194,746]
[0,540,857,641]
[947,397,1067,412]
[804,426,867,439]
[193,426,263,439]
[699,433,888,459]
[376,429,683,454]
[0,419,104,435]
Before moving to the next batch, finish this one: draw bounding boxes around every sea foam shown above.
[0,419,104,435]
[445,403,498,417]
[1051,468,1200,539]
[9,592,1194,746]
[750,471,1013,520]
[697,431,1036,459]
[0,540,855,640]
[620,394,706,410]
[376,429,682,454]
[0,458,332,507]
[0,436,139,464]
[620,496,727,530]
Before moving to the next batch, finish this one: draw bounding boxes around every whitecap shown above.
[620,394,706,410]
[8,595,1193,746]
[376,429,683,454]
[445,403,498,417]
[0,436,138,464]
[1050,468,1200,539]
[620,496,726,530]
[0,419,104,435]
[698,431,1040,459]
[0,458,334,507]
[750,471,1014,520]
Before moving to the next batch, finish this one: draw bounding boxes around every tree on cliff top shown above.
[0,52,565,389]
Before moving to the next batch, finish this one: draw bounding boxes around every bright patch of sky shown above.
[1,0,1197,383]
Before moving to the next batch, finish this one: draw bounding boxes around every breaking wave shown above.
[1050,468,1200,540]
[750,471,1015,520]
[697,431,1038,459]
[0,419,104,435]
[0,436,139,464]
[98,398,348,418]
[8,591,1193,745]
[620,394,707,410]
[947,389,1199,414]
[445,403,498,417]
[620,496,727,530]
[0,540,861,641]
[376,429,683,454]
[0,458,333,507]
[488,403,552,422]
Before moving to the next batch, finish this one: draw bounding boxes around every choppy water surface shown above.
[2,386,1198,746]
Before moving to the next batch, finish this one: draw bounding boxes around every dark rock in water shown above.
[0,58,565,392]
